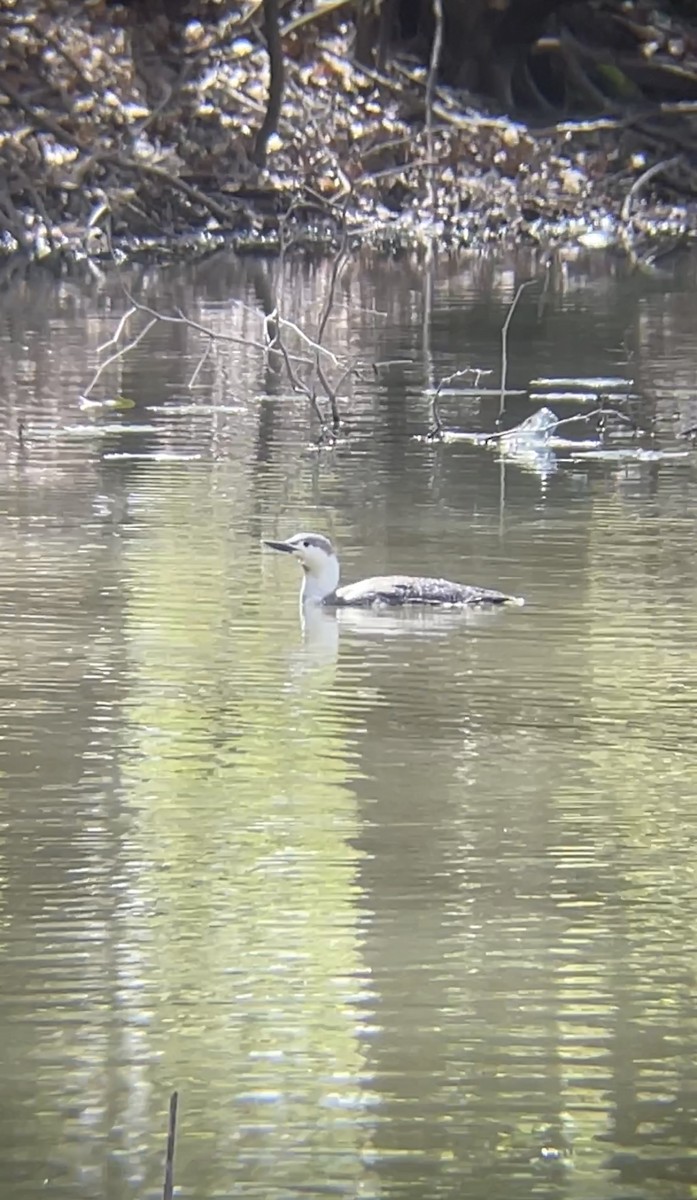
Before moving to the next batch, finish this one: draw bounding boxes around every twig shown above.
[427,368,489,438]
[121,293,269,352]
[96,306,137,355]
[484,405,638,444]
[549,406,638,435]
[275,325,327,427]
[316,355,357,429]
[316,228,349,347]
[39,26,93,92]
[163,1091,178,1200]
[113,157,243,227]
[277,316,341,364]
[499,280,535,419]
[0,73,243,230]
[0,72,92,152]
[620,155,682,224]
[0,190,30,250]
[425,0,444,216]
[81,317,157,400]
[358,158,440,184]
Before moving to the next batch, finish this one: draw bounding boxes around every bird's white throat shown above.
[300,552,340,605]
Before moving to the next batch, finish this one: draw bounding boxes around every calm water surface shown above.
[1,249,697,1200]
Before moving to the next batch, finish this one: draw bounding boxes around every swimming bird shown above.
[264,533,524,608]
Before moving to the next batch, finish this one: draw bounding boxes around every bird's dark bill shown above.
[264,540,296,554]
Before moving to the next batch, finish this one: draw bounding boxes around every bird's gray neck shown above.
[300,555,340,605]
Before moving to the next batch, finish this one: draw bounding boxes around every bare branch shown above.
[620,155,682,224]
[97,306,137,355]
[428,368,490,438]
[81,317,158,400]
[316,218,350,346]
[277,316,342,364]
[316,355,357,430]
[113,157,243,228]
[120,293,269,352]
[499,280,535,419]
[275,324,328,432]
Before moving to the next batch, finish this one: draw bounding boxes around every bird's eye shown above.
[303,540,309,547]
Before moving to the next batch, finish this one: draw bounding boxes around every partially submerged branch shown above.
[499,279,535,418]
[78,202,358,441]
[428,368,491,438]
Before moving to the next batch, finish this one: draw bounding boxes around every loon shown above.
[264,533,524,608]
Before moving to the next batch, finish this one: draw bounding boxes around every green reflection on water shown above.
[116,472,376,1194]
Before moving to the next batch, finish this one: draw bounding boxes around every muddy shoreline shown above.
[1,3,696,268]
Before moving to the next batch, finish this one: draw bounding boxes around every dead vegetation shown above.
[1,0,697,263]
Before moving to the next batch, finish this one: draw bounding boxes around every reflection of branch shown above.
[163,1091,178,1200]
[499,279,535,418]
[281,0,353,35]
[80,201,356,437]
[268,200,355,440]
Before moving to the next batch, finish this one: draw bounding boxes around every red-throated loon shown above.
[264,533,525,608]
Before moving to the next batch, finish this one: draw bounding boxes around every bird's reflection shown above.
[299,603,341,667]
[295,599,514,676]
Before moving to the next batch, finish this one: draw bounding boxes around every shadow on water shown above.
[0,248,697,1200]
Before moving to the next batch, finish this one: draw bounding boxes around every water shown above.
[1,247,697,1200]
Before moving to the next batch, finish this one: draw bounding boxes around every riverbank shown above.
[1,0,696,266]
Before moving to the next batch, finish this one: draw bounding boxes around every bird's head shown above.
[264,533,340,604]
